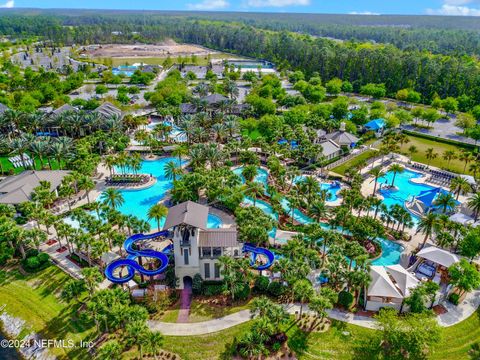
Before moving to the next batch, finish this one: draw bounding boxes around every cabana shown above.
[410,246,460,283]
[365,266,404,312]
[386,264,419,297]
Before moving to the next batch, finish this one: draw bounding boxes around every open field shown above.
[0,266,94,359]
[400,134,474,175]
[109,53,240,67]
[85,40,224,60]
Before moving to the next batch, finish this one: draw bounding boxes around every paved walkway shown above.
[177,282,193,323]
[148,295,479,336]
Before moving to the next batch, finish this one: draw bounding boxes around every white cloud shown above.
[187,0,229,10]
[245,0,310,7]
[426,0,480,16]
[426,4,480,15]
[0,0,14,8]
[349,11,380,15]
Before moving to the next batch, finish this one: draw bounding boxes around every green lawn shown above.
[188,299,252,323]
[331,150,378,176]
[3,265,479,360]
[0,155,61,175]
[0,266,94,359]
[158,298,252,323]
[241,129,263,141]
[161,322,251,360]
[400,135,474,175]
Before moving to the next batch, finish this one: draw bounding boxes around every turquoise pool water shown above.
[294,175,341,202]
[112,65,138,77]
[102,157,222,229]
[147,121,187,142]
[378,168,457,222]
[233,167,269,188]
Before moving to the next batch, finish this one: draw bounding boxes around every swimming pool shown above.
[237,166,402,265]
[294,175,341,202]
[378,168,455,222]
[147,121,187,142]
[112,65,138,77]
[100,157,222,229]
[233,166,269,187]
[371,238,404,266]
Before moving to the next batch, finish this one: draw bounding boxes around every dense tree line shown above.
[1,13,480,105]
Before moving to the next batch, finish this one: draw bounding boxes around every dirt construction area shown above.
[86,40,220,59]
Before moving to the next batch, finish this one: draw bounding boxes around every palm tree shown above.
[164,160,183,181]
[101,188,124,209]
[458,150,475,172]
[245,181,264,206]
[369,166,385,195]
[145,331,164,359]
[292,279,314,318]
[77,176,95,204]
[30,139,49,170]
[388,164,404,187]
[434,192,457,213]
[468,193,480,221]
[416,212,439,248]
[469,161,480,179]
[171,145,187,163]
[425,148,438,167]
[442,150,457,167]
[407,145,418,161]
[147,203,168,231]
[309,201,327,222]
[96,340,122,360]
[449,177,472,200]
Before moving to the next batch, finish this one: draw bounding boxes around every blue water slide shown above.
[243,243,275,271]
[105,230,172,284]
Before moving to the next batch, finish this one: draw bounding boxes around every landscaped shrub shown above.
[192,273,203,295]
[234,282,250,301]
[338,290,354,309]
[202,281,224,296]
[449,293,460,305]
[22,252,50,272]
[267,281,285,297]
[253,276,269,293]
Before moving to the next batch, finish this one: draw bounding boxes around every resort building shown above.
[93,102,123,119]
[318,140,342,161]
[0,170,70,205]
[365,264,419,312]
[162,201,243,289]
[325,123,359,148]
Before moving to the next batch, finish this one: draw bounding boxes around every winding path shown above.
[148,290,480,336]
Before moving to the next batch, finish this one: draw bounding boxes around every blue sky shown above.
[2,0,480,16]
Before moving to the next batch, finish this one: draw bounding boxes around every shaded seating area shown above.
[408,246,460,284]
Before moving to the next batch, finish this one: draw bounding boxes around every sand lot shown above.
[85,41,219,59]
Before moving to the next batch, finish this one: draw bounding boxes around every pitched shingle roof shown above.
[163,201,209,230]
[0,170,70,204]
[198,228,239,247]
[94,102,122,119]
